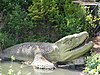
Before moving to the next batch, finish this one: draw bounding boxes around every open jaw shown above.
[54,31,94,63]
[59,41,93,62]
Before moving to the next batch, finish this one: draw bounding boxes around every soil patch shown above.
[92,36,100,53]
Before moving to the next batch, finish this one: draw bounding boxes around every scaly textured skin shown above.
[0,31,93,69]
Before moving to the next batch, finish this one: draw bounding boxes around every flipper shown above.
[31,46,56,70]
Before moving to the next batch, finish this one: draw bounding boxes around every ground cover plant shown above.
[84,54,100,75]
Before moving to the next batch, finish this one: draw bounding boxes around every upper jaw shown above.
[55,31,89,51]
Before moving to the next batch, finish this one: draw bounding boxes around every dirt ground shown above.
[92,36,100,53]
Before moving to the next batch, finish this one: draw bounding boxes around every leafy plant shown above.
[84,7,100,37]
[0,0,86,49]
[28,0,86,41]
[1,5,35,49]
[0,0,34,49]
[84,54,100,75]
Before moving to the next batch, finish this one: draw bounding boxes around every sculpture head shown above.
[55,31,93,62]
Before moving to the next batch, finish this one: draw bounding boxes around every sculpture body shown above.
[0,31,93,69]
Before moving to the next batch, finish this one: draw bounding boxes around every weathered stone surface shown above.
[31,46,56,69]
[0,31,93,70]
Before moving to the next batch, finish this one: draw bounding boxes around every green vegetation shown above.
[0,5,34,49]
[0,0,33,49]
[0,1,100,74]
[84,7,100,37]
[28,0,86,42]
[0,0,86,49]
[84,54,100,75]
